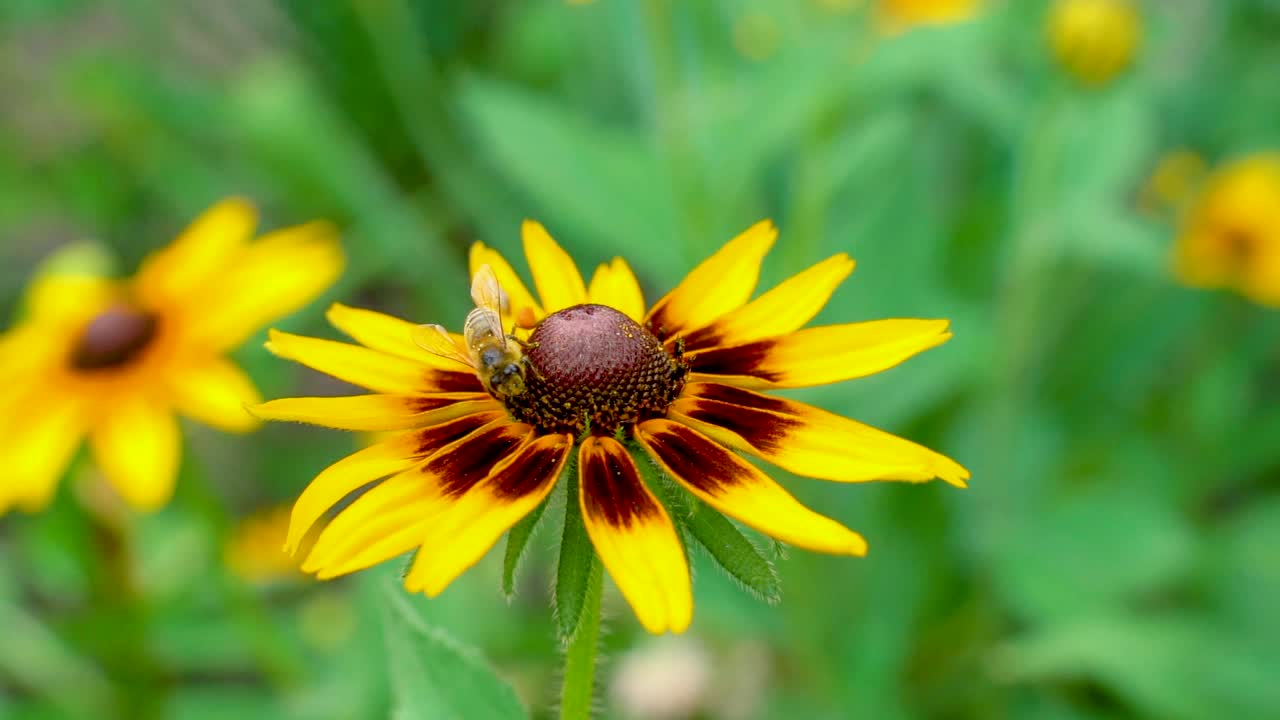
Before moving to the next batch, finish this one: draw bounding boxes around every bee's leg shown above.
[521,355,546,381]
[509,334,540,351]
[669,337,690,381]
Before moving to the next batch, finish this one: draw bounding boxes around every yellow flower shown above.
[1172,153,1280,307]
[1047,0,1141,87]
[0,199,343,514]
[255,220,968,634]
[877,0,981,33]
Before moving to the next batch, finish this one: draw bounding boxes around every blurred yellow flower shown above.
[878,0,980,33]
[1047,0,1141,86]
[1173,154,1280,307]
[0,199,343,514]
[225,504,310,583]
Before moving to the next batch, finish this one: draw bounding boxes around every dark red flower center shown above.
[503,304,687,435]
[70,304,159,371]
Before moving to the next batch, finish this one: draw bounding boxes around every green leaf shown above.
[501,492,550,599]
[628,443,781,604]
[554,452,595,640]
[381,587,526,720]
[992,612,1236,720]
[683,499,783,605]
[994,487,1194,623]
[456,75,680,280]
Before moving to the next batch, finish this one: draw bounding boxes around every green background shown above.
[2,1,1280,718]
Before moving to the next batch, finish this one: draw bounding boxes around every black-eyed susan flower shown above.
[255,220,968,633]
[1047,0,1141,87]
[877,0,981,33]
[1173,153,1280,307]
[0,199,342,514]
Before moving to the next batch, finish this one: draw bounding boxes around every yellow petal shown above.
[326,304,480,379]
[680,254,855,351]
[168,358,262,433]
[579,436,692,634]
[285,431,433,553]
[134,197,258,305]
[644,220,777,339]
[250,394,499,431]
[186,221,344,349]
[470,241,544,328]
[687,318,952,389]
[522,220,587,313]
[587,258,646,323]
[265,330,427,394]
[26,274,119,326]
[90,397,181,511]
[635,419,867,556]
[671,383,969,488]
[403,432,572,596]
[1240,231,1280,307]
[1171,229,1235,288]
[1,396,85,513]
[288,414,528,554]
[303,469,448,578]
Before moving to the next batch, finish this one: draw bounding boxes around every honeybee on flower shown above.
[413,265,534,401]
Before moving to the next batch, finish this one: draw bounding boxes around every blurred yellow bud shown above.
[815,0,863,13]
[224,505,311,584]
[878,0,981,34]
[733,12,783,62]
[1141,149,1208,213]
[1048,0,1141,87]
[1172,153,1280,307]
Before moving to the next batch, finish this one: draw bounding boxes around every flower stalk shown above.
[559,558,603,720]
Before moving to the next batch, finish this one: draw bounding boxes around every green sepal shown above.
[628,442,782,605]
[553,451,597,640]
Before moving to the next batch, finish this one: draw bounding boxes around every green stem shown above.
[559,560,603,720]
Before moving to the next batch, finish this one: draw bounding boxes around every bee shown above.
[412,264,532,400]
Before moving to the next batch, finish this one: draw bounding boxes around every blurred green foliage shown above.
[3,1,1280,718]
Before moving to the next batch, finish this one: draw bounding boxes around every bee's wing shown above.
[411,323,474,368]
[464,307,505,346]
[471,263,509,325]
[470,264,510,347]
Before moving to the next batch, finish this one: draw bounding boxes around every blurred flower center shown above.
[503,304,688,435]
[1218,226,1256,266]
[70,304,158,371]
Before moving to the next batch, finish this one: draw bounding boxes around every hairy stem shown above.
[559,559,603,720]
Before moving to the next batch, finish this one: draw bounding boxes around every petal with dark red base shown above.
[250,393,498,431]
[302,419,536,579]
[326,304,488,385]
[678,253,854,352]
[670,383,969,487]
[285,412,511,552]
[687,319,952,389]
[578,436,692,634]
[266,330,478,394]
[644,221,776,340]
[403,433,573,596]
[634,419,866,556]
